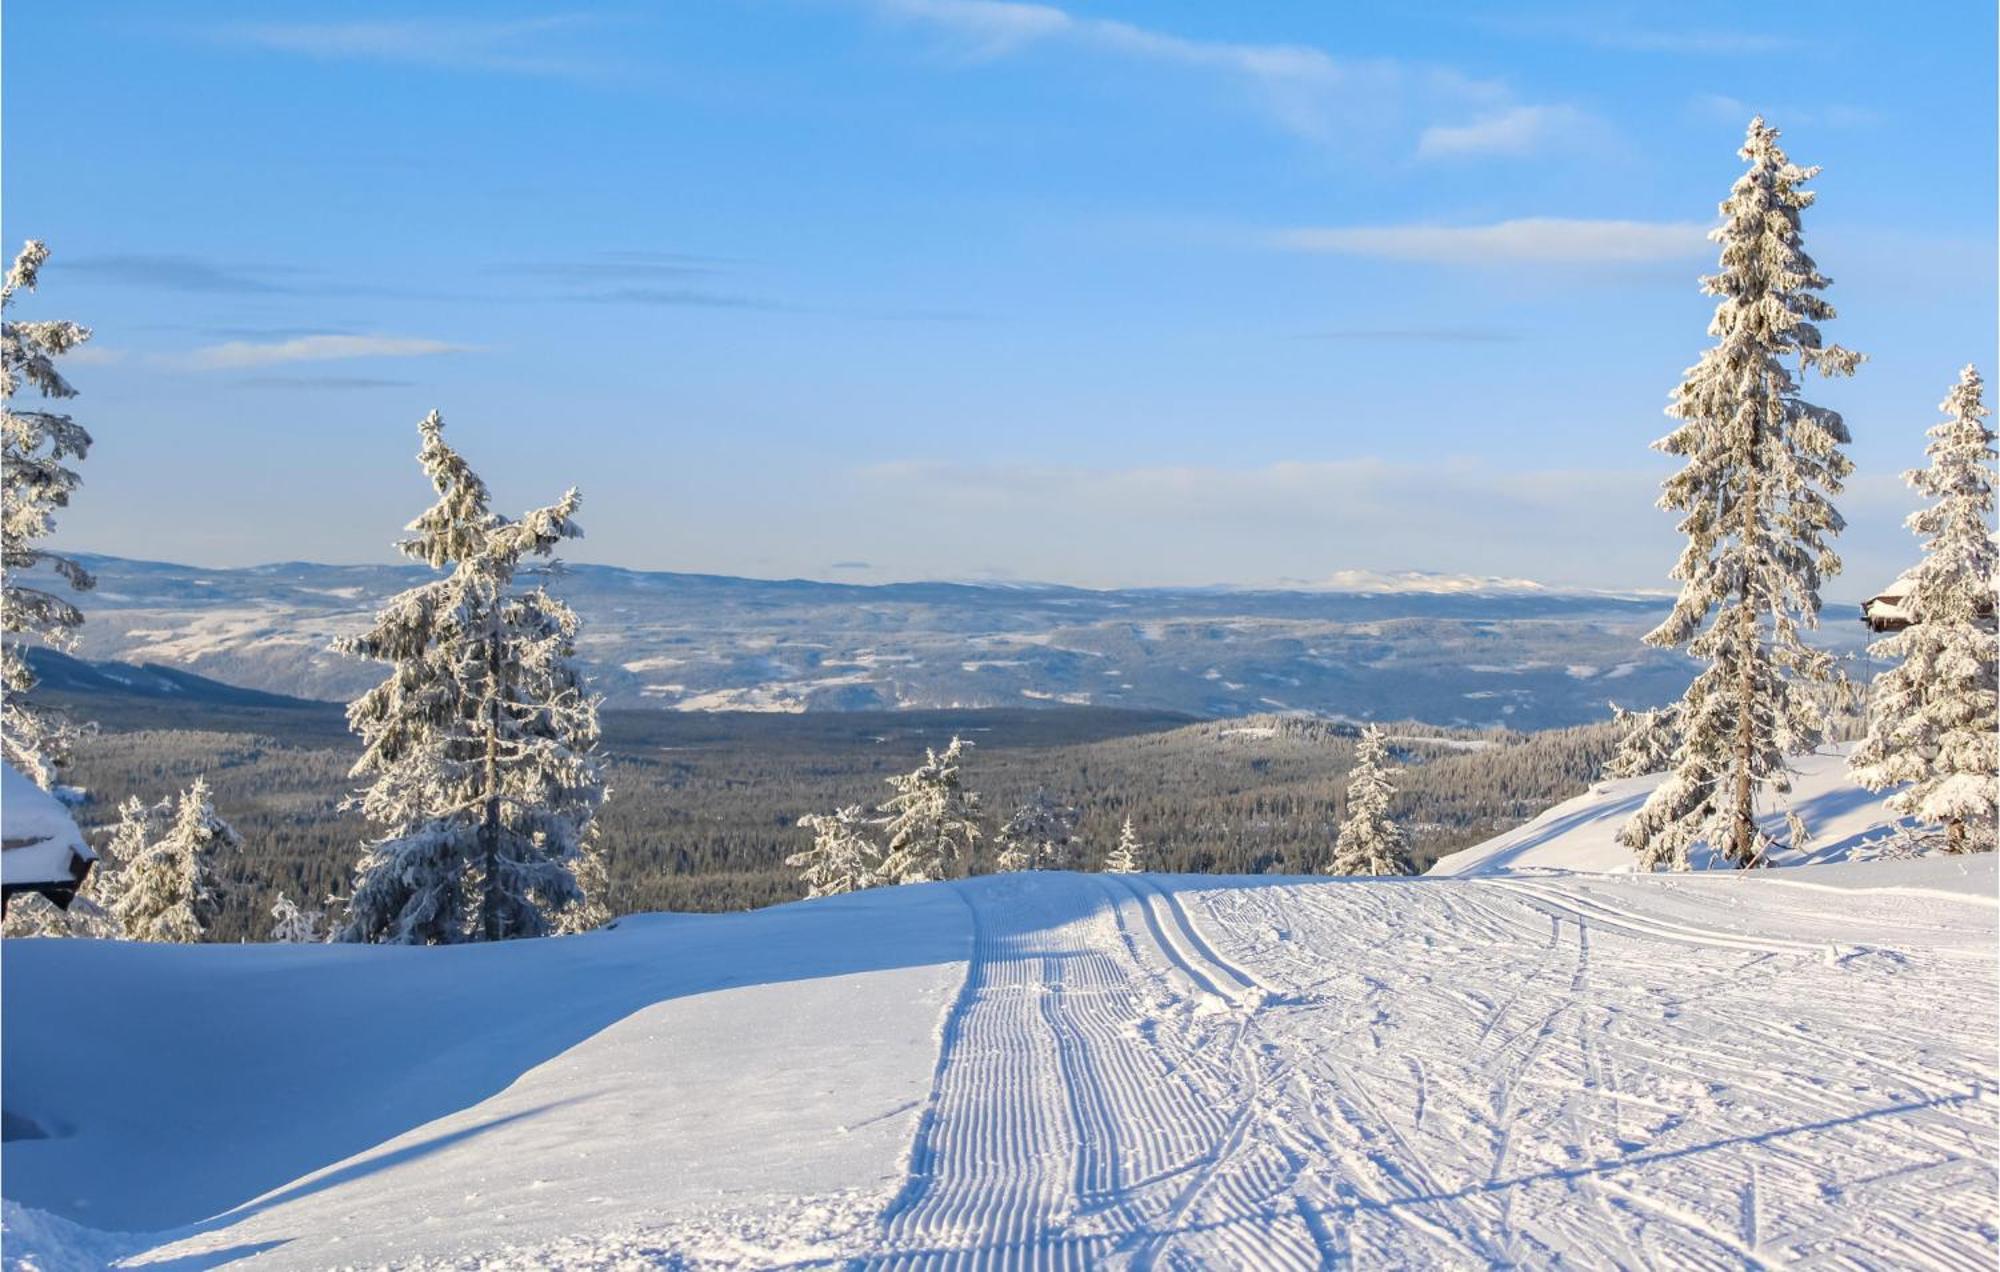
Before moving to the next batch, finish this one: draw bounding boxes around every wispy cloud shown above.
[849,456,1674,589]
[200,323,363,340]
[179,334,473,371]
[1296,327,1519,344]
[64,346,128,366]
[1689,94,1882,130]
[61,254,305,295]
[862,0,1584,156]
[232,375,419,391]
[572,286,788,310]
[206,15,618,77]
[1271,218,1710,266]
[1416,104,1598,160]
[1481,14,1798,56]
[495,250,735,282]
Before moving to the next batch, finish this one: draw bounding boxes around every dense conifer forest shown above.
[49,696,1641,941]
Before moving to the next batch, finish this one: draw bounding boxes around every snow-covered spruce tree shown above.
[1850,366,1999,853]
[789,804,882,898]
[270,892,325,943]
[1619,118,1863,871]
[2,241,95,790]
[993,788,1080,872]
[1329,726,1413,876]
[1601,701,1680,780]
[1102,817,1146,874]
[114,779,237,944]
[557,833,614,934]
[875,736,981,884]
[336,411,607,944]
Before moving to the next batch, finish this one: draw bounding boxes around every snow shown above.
[2,886,969,1265]
[5,850,1995,1266]
[1306,568,1549,595]
[1,764,93,890]
[1430,744,1926,877]
[1383,733,1495,752]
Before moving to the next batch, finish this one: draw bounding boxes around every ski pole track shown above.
[1493,876,1834,957]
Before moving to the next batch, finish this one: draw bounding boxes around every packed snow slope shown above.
[5,860,1996,1267]
[1430,743,1910,877]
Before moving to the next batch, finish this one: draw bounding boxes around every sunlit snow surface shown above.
[1430,744,1932,876]
[4,851,1995,1265]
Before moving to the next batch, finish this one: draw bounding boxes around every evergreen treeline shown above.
[44,708,1635,941]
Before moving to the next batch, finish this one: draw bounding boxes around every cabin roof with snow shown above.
[1862,570,1999,633]
[1861,573,1919,632]
[2,764,95,911]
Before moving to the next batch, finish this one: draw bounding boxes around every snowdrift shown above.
[1429,743,1919,877]
[2,885,970,1265]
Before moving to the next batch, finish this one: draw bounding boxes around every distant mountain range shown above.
[23,647,322,710]
[43,553,1875,730]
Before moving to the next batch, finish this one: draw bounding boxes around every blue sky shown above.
[5,1,1994,594]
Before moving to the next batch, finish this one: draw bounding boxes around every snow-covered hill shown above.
[56,553,1730,726]
[1429,744,1913,877]
[5,855,1994,1268]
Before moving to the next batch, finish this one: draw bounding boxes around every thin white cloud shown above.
[1604,29,1793,54]
[63,346,127,366]
[1271,218,1710,266]
[1481,14,1797,56]
[843,455,1919,594]
[848,456,1675,589]
[180,334,472,371]
[207,16,612,77]
[1416,104,1596,159]
[863,0,1587,154]
[1690,94,1882,129]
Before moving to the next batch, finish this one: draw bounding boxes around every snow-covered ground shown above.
[1430,743,1920,877]
[5,825,1995,1266]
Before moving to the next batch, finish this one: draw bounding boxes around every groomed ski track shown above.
[6,864,1993,1268]
[864,869,1996,1269]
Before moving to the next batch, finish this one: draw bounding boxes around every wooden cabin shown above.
[1862,570,1999,634]
[2,764,95,913]
[1861,573,1919,633]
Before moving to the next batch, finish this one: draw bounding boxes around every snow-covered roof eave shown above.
[2,763,96,908]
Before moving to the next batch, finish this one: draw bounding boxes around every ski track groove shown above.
[853,872,1996,1268]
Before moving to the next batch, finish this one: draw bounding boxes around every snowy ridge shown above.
[56,553,1713,728]
[5,857,1995,1267]
[1428,744,1923,877]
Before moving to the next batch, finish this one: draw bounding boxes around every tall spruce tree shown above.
[993,788,1080,872]
[876,736,981,884]
[336,412,607,944]
[114,779,236,944]
[790,804,883,898]
[1850,366,1998,853]
[2,241,94,790]
[1329,726,1412,876]
[1619,118,1863,871]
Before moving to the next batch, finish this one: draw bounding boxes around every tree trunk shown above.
[1948,816,1966,855]
[1732,472,1760,868]
[479,625,503,941]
